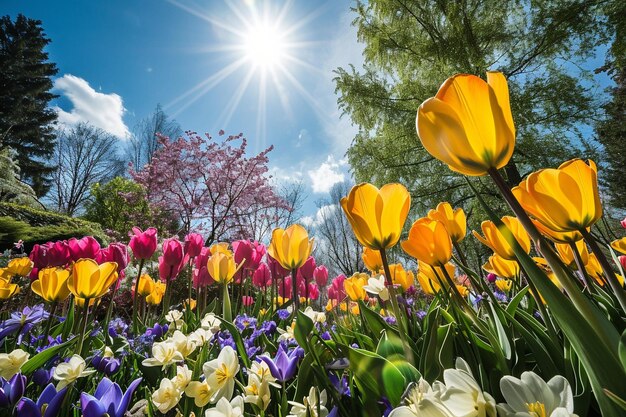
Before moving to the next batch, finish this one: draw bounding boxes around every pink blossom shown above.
[242,295,254,306]
[129,227,158,260]
[68,236,101,261]
[621,218,626,229]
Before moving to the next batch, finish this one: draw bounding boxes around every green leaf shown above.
[348,346,406,406]
[21,338,75,374]
[620,330,626,372]
[220,319,251,368]
[294,310,314,352]
[489,303,511,360]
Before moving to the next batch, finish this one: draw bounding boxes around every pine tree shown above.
[0,14,58,197]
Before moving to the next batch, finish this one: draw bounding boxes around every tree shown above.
[127,104,182,168]
[0,14,58,196]
[0,147,40,208]
[51,123,125,215]
[311,181,364,276]
[83,176,179,240]
[130,130,287,241]
[334,1,607,216]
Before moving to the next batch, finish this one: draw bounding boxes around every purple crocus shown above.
[91,354,121,376]
[16,384,67,417]
[32,368,54,387]
[0,373,26,407]
[80,377,142,417]
[258,345,303,382]
[0,305,49,343]
[145,323,168,339]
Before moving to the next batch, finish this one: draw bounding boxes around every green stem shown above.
[132,259,145,334]
[40,302,57,347]
[222,282,232,322]
[568,241,591,290]
[162,266,174,317]
[187,260,194,306]
[75,299,90,355]
[291,269,300,313]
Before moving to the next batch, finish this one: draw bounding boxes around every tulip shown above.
[341,183,410,250]
[387,263,414,291]
[0,279,19,300]
[68,259,118,300]
[146,282,166,305]
[232,240,254,270]
[532,219,583,244]
[402,218,453,266]
[267,253,289,279]
[267,225,314,271]
[32,267,70,303]
[101,243,129,271]
[207,252,243,284]
[619,255,626,272]
[427,202,467,243]
[162,238,184,268]
[184,233,204,259]
[298,256,316,283]
[482,255,519,280]
[258,345,303,382]
[621,218,626,229]
[487,273,497,283]
[416,72,515,176]
[0,373,26,407]
[327,275,346,301]
[313,265,329,287]
[252,263,271,288]
[512,159,602,233]
[136,274,155,297]
[46,241,71,267]
[128,227,157,260]
[193,247,214,289]
[556,241,589,268]
[308,283,320,300]
[5,257,33,277]
[417,262,455,296]
[362,247,383,274]
[610,237,626,255]
[473,216,531,260]
[344,273,368,301]
[79,377,142,417]
[68,236,100,261]
[210,242,232,256]
[495,278,513,292]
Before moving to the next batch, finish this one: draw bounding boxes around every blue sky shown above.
[5,0,364,219]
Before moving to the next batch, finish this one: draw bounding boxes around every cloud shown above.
[53,74,130,138]
[301,204,336,228]
[307,155,348,193]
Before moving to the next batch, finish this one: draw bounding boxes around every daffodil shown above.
[416,72,515,176]
[205,396,245,417]
[498,371,576,417]
[287,387,329,417]
[185,379,213,407]
[203,345,240,402]
[341,183,410,250]
[171,364,192,391]
[0,349,29,379]
[152,378,182,414]
[141,341,184,370]
[53,355,95,389]
[244,374,271,410]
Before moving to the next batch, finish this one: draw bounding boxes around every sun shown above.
[243,23,287,70]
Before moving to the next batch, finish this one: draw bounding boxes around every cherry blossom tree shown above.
[130,130,289,242]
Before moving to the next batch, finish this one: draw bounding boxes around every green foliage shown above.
[83,176,179,240]
[335,0,607,218]
[0,147,40,208]
[0,202,107,250]
[0,14,59,196]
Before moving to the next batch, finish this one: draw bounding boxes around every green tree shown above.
[334,0,606,216]
[83,176,178,240]
[0,14,58,196]
[0,147,40,208]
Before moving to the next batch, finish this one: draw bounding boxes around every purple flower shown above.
[493,290,508,303]
[258,345,303,382]
[320,331,331,340]
[0,305,49,343]
[108,318,128,339]
[92,354,121,376]
[145,323,168,339]
[276,309,290,321]
[80,377,142,417]
[415,310,427,320]
[384,316,397,325]
[16,384,67,417]
[329,374,350,397]
[234,314,257,331]
[260,320,276,335]
[32,368,54,387]
[0,373,26,407]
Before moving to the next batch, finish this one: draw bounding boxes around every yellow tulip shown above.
[206,252,242,284]
[417,261,455,295]
[0,279,19,299]
[344,273,368,301]
[74,297,96,308]
[402,218,452,266]
[340,183,410,250]
[362,247,383,273]
[267,224,314,270]
[210,243,232,256]
[456,284,470,297]
[388,263,415,291]
[473,216,531,260]
[146,282,166,305]
[533,257,563,291]
[68,259,118,300]
[416,72,515,176]
[184,298,197,310]
[427,202,467,243]
[512,159,602,233]
[532,219,583,243]
[610,237,626,255]
[555,241,588,268]
[495,278,513,292]
[5,257,33,277]
[482,254,519,279]
[137,274,155,297]
[32,267,70,303]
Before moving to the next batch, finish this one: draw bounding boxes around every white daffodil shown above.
[201,313,222,333]
[152,377,183,414]
[203,345,240,402]
[303,307,326,324]
[439,358,497,417]
[172,364,193,390]
[498,372,577,417]
[205,396,245,417]
[389,379,451,417]
[185,379,213,407]
[169,330,198,357]
[363,275,389,301]
[142,340,184,369]
[189,328,214,346]
[248,361,277,386]
[165,309,184,329]
[277,321,296,342]
[0,348,29,379]
[244,373,271,411]
[288,387,329,417]
[53,354,95,390]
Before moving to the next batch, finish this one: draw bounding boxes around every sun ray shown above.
[214,66,256,131]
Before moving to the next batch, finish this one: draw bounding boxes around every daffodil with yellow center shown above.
[142,341,184,370]
[53,354,95,389]
[0,349,29,379]
[185,379,213,407]
[203,345,240,402]
[152,378,182,414]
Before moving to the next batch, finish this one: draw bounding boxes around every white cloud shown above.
[307,155,347,193]
[53,74,130,138]
[301,204,336,228]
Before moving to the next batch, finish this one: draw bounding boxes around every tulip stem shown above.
[291,269,300,314]
[132,259,145,334]
[76,299,90,355]
[580,229,626,313]
[40,301,57,348]
[162,266,174,318]
[568,242,591,290]
[222,282,232,323]
[103,285,118,345]
[187,261,194,310]
[379,248,414,364]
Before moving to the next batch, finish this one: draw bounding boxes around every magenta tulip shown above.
[184,233,204,259]
[621,217,626,229]
[128,227,158,260]
[252,263,271,288]
[46,241,71,267]
[308,283,320,300]
[298,257,316,283]
[328,274,346,301]
[193,247,214,288]
[233,240,254,270]
[268,254,289,280]
[68,236,100,261]
[313,266,329,287]
[162,238,184,267]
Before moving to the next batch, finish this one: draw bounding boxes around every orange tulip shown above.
[362,247,383,274]
[402,218,452,266]
[427,202,467,244]
[473,216,531,260]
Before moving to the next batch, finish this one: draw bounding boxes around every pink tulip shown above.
[47,241,71,267]
[487,273,497,283]
[278,276,292,298]
[184,233,204,258]
[250,242,266,269]
[298,257,316,283]
[252,263,271,288]
[308,283,320,300]
[159,255,184,282]
[242,295,254,306]
[621,218,626,229]
[233,240,254,270]
[328,274,346,301]
[313,265,329,287]
[68,236,100,261]
[268,254,289,279]
[129,227,158,260]
[29,243,49,269]
[162,238,184,267]
[104,243,129,271]
[619,256,626,271]
[193,247,214,288]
